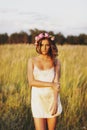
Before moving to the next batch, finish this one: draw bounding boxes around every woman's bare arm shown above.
[54,59,61,84]
[49,59,61,115]
[53,59,61,97]
[27,58,57,88]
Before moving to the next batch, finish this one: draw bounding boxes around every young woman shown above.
[28,32,62,130]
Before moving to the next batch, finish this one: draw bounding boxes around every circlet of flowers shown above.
[35,32,55,46]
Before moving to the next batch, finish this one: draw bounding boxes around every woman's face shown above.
[40,39,50,55]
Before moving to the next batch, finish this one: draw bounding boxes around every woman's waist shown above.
[32,87,53,96]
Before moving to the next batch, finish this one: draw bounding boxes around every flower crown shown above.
[35,32,55,46]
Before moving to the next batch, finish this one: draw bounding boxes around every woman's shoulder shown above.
[28,56,39,64]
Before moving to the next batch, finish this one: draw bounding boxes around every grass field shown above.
[0,44,87,130]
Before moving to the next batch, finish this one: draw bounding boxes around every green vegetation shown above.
[0,29,87,45]
[0,44,87,130]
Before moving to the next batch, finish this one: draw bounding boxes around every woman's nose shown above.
[43,45,46,50]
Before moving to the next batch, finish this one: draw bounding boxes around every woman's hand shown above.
[49,99,58,115]
[52,82,60,92]
[49,82,60,115]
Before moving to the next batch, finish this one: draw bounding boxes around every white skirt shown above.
[31,87,62,118]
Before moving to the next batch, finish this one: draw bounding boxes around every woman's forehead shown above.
[41,39,50,44]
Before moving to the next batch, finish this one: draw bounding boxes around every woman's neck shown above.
[39,54,52,61]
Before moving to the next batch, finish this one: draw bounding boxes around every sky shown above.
[0,0,87,36]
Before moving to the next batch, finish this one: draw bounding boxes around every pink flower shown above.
[38,33,44,38]
[35,33,55,46]
[51,36,55,41]
[45,33,49,37]
[35,36,39,41]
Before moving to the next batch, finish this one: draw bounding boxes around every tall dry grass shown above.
[0,44,87,130]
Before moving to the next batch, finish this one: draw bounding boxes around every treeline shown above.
[0,28,87,45]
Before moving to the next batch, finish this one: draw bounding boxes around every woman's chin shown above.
[42,52,48,55]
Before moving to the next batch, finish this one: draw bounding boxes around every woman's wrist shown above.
[51,82,60,92]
